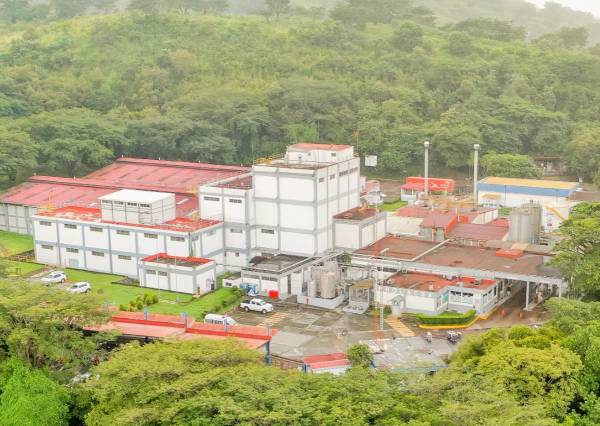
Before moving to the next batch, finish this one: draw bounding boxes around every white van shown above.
[204,314,237,326]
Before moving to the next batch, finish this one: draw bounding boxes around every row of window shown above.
[39,223,188,242]
[101,200,151,208]
[146,270,168,276]
[40,246,131,261]
[203,196,243,204]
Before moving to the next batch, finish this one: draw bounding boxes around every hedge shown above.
[416,310,476,325]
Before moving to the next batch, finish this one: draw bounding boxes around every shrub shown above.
[151,295,159,304]
[119,304,128,312]
[136,301,144,310]
[417,310,476,325]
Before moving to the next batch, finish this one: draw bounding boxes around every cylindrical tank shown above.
[509,202,542,244]
[320,272,337,299]
[307,280,317,298]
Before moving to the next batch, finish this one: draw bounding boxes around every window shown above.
[261,229,275,235]
[318,177,325,183]
[158,271,168,277]
[39,221,52,227]
[114,201,124,206]
[331,153,337,157]
[116,230,130,236]
[144,233,158,239]
[192,235,199,241]
[66,248,79,253]
[41,245,53,250]
[90,226,103,233]
[64,224,77,230]
[146,270,156,275]
[228,198,242,204]
[127,202,138,207]
[349,167,359,174]
[203,196,219,202]
[262,276,277,282]
[101,200,111,205]
[118,255,131,261]
[330,174,335,180]
[230,229,243,234]
[339,170,348,176]
[207,230,216,236]
[170,236,185,242]
[235,252,240,257]
[91,251,104,257]
[140,203,150,208]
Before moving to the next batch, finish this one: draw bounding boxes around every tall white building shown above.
[250,143,361,258]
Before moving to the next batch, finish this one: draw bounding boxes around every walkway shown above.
[385,317,415,337]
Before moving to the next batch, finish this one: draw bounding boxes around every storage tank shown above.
[508,202,542,244]
[307,280,317,298]
[320,272,337,299]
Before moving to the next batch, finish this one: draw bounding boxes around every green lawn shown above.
[62,269,240,320]
[0,231,34,255]
[4,260,44,276]
[378,199,408,212]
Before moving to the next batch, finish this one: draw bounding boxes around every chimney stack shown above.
[473,144,480,210]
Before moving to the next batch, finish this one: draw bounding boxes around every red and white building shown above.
[400,177,455,204]
[139,253,217,295]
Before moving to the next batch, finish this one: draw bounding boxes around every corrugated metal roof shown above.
[480,177,579,190]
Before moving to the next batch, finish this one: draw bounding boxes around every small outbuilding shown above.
[139,253,216,295]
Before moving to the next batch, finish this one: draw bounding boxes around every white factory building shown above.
[31,143,363,287]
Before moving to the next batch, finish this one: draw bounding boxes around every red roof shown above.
[402,177,455,193]
[386,272,455,291]
[288,143,352,152]
[36,206,220,233]
[448,222,508,242]
[334,207,379,221]
[304,353,350,369]
[395,206,432,218]
[420,212,458,231]
[142,253,213,266]
[1,157,249,212]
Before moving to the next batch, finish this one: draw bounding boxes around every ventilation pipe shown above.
[473,144,480,210]
[424,140,430,200]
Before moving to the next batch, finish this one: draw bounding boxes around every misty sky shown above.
[527,0,600,17]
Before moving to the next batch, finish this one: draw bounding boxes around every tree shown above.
[0,0,32,23]
[0,131,36,184]
[50,0,88,19]
[391,22,424,52]
[551,203,600,297]
[481,153,540,178]
[127,0,165,13]
[0,358,69,426]
[567,129,600,182]
[0,279,114,383]
[41,138,113,177]
[347,343,373,368]
[454,18,526,42]
[265,0,289,19]
[331,0,415,28]
[536,27,589,49]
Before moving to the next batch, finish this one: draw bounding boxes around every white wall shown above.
[280,204,314,231]
[85,250,111,273]
[280,231,314,255]
[136,232,166,256]
[34,220,58,243]
[112,254,138,277]
[35,243,58,264]
[335,222,360,250]
[60,246,85,269]
[255,200,278,226]
[387,216,423,236]
[84,226,109,249]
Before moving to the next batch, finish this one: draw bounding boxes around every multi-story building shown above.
[250,143,361,258]
[32,190,224,279]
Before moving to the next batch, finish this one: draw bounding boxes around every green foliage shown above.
[481,153,540,179]
[417,309,476,325]
[567,128,600,181]
[347,343,373,368]
[0,358,69,426]
[551,203,600,297]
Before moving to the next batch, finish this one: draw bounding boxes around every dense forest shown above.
[0,1,600,187]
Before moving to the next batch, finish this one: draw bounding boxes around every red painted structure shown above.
[401,177,455,193]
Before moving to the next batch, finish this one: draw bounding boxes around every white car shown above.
[41,271,67,284]
[68,282,92,294]
[240,298,274,314]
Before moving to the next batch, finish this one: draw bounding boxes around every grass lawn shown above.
[4,260,44,276]
[378,199,408,212]
[0,231,34,255]
[63,269,240,321]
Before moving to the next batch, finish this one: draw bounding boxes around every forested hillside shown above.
[1,6,600,187]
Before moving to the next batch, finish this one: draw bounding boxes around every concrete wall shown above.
[139,261,216,295]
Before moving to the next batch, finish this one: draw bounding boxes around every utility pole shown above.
[424,141,430,202]
[473,144,480,210]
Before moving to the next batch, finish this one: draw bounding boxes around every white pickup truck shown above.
[240,298,274,314]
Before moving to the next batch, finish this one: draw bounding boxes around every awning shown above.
[482,193,501,200]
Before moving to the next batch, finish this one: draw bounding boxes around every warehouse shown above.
[333,206,386,251]
[0,157,249,235]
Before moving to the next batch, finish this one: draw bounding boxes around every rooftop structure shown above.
[385,272,455,292]
[401,177,455,193]
[448,221,509,242]
[246,254,311,273]
[394,206,432,219]
[333,206,379,221]
[215,175,253,190]
[36,206,219,233]
[287,143,353,152]
[142,253,213,268]
[99,189,173,204]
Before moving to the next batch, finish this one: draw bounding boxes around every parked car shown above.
[204,314,237,326]
[41,271,67,284]
[240,298,274,314]
[68,282,92,293]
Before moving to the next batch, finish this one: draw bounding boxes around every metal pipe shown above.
[473,144,480,210]
[424,141,430,199]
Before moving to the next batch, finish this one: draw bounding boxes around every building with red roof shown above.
[0,157,249,235]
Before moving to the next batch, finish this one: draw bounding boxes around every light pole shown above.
[473,144,480,210]
[423,141,430,200]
